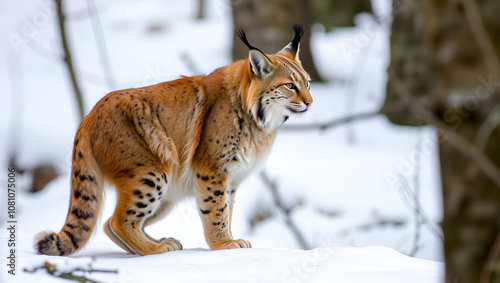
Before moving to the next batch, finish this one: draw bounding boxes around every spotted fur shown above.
[34,26,312,256]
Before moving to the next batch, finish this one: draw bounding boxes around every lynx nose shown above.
[304,100,313,107]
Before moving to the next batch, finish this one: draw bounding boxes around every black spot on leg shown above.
[201,176,209,181]
[136,202,148,208]
[66,223,75,229]
[218,204,227,212]
[147,193,152,197]
[75,139,79,146]
[126,210,136,214]
[136,212,145,217]
[82,225,90,232]
[149,197,155,203]
[78,151,83,159]
[73,190,81,199]
[200,209,210,215]
[141,178,155,188]
[212,222,221,226]
[133,190,142,195]
[214,190,223,196]
[156,185,161,191]
[148,172,156,177]
[207,187,211,191]
[82,195,97,202]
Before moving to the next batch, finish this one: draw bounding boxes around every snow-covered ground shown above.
[1,0,444,282]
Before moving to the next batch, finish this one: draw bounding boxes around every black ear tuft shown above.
[236,28,257,50]
[291,24,304,51]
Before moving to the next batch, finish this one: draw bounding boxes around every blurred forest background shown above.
[1,0,500,282]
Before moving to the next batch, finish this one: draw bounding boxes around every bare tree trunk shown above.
[385,0,500,282]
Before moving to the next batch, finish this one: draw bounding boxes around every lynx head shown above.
[237,25,313,129]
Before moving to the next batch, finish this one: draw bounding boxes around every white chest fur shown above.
[226,144,270,188]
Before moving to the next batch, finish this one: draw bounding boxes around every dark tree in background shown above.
[231,0,372,82]
[384,0,500,282]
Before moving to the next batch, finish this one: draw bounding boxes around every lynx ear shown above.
[236,28,275,79]
[249,50,274,79]
[279,24,303,61]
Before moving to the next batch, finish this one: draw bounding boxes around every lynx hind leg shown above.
[106,169,181,255]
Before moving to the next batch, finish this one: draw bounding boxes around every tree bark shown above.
[384,1,500,282]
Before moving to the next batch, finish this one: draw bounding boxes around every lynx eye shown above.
[284,83,296,90]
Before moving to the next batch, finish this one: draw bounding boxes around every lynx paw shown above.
[212,239,252,250]
[158,237,183,252]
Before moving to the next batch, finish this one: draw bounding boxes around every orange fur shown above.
[34,31,312,256]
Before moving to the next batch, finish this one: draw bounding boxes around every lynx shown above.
[35,25,312,256]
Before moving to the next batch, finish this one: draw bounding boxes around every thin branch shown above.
[409,128,423,256]
[390,69,500,188]
[259,171,310,250]
[397,174,444,242]
[180,51,202,75]
[281,110,380,132]
[281,102,403,132]
[461,0,500,76]
[55,0,85,122]
[479,231,500,283]
[85,0,118,90]
[24,261,117,283]
[473,102,500,151]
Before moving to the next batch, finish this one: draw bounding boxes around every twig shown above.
[259,171,310,249]
[337,215,405,237]
[461,0,500,154]
[281,110,380,132]
[24,261,117,283]
[479,231,500,283]
[473,102,500,151]
[55,0,85,121]
[281,102,403,132]
[390,69,500,188]
[180,52,202,75]
[408,128,423,256]
[397,174,444,243]
[461,0,500,76]
[85,0,117,90]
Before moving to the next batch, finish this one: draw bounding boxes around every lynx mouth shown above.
[287,107,308,114]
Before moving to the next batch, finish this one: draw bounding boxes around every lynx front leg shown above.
[195,173,251,250]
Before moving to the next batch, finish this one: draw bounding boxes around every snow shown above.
[1,0,444,282]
